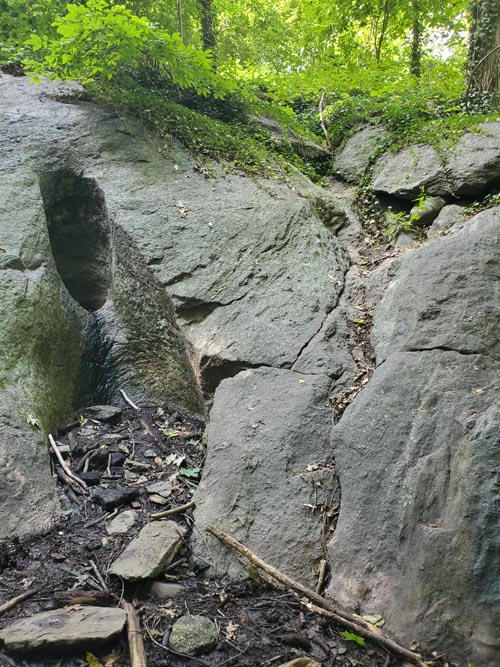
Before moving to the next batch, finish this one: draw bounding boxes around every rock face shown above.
[109,520,186,580]
[373,144,447,198]
[328,207,500,665]
[0,73,347,539]
[0,606,126,654]
[192,367,336,586]
[334,125,388,183]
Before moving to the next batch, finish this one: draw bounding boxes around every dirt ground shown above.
[0,405,449,667]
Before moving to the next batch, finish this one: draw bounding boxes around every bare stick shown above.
[206,526,426,667]
[48,434,88,491]
[120,600,147,667]
[315,558,328,595]
[306,603,426,667]
[120,389,140,411]
[149,500,195,521]
[318,87,331,151]
[83,508,119,529]
[0,587,42,617]
[90,559,109,593]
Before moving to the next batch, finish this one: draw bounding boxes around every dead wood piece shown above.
[206,525,426,667]
[149,500,195,520]
[48,434,88,492]
[0,587,42,617]
[83,508,118,529]
[315,558,328,595]
[90,559,110,593]
[53,590,111,607]
[120,389,140,411]
[120,600,147,667]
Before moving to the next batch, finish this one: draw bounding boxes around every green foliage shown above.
[340,630,366,646]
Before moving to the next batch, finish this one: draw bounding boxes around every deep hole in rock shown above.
[39,169,112,311]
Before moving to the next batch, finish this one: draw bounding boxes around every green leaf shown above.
[180,467,201,479]
[340,630,366,646]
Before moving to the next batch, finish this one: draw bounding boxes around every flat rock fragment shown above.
[109,520,185,581]
[0,606,126,654]
[105,509,138,535]
[83,405,123,421]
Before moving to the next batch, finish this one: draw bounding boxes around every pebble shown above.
[169,615,218,655]
[105,509,138,535]
[147,477,176,498]
[149,582,184,598]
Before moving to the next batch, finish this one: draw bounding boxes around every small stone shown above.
[110,452,126,466]
[149,582,184,598]
[124,458,150,473]
[169,615,218,656]
[83,405,123,421]
[0,606,126,654]
[277,660,322,667]
[109,521,185,581]
[150,494,169,505]
[124,470,139,482]
[144,449,157,458]
[106,510,138,535]
[93,486,139,511]
[147,477,176,498]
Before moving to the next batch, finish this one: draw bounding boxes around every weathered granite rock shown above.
[109,520,185,580]
[334,125,389,183]
[446,121,500,196]
[106,509,138,535]
[372,206,500,363]
[328,207,500,665]
[0,606,126,654]
[409,195,446,224]
[192,367,336,586]
[427,204,467,239]
[169,615,218,655]
[249,114,330,161]
[373,144,448,198]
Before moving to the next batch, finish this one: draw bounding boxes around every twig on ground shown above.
[206,525,426,667]
[0,587,42,617]
[90,559,109,593]
[315,558,328,594]
[120,389,140,411]
[149,500,195,520]
[83,508,119,529]
[120,600,148,667]
[48,434,88,492]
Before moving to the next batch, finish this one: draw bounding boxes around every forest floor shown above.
[0,405,448,667]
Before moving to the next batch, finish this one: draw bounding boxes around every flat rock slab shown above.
[0,606,126,654]
[109,520,185,581]
[106,509,138,535]
[169,615,218,655]
[83,405,122,421]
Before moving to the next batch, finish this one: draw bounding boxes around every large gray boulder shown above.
[328,206,500,665]
[192,367,336,586]
[446,121,500,196]
[334,125,388,183]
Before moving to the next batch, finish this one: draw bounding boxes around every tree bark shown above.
[177,0,184,42]
[200,0,216,56]
[411,0,421,77]
[467,0,500,107]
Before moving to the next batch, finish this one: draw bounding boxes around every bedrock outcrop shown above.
[328,208,500,665]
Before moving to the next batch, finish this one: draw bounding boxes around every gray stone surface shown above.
[109,520,185,581]
[83,405,122,420]
[0,606,126,653]
[106,509,138,535]
[334,125,388,183]
[192,367,336,586]
[373,144,447,198]
[372,206,500,363]
[328,207,500,665]
[249,114,330,161]
[446,121,500,196]
[169,615,218,655]
[427,204,467,239]
[149,582,184,598]
[409,195,446,224]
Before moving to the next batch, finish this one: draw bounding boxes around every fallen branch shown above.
[83,508,119,529]
[0,587,42,617]
[48,434,88,492]
[120,600,147,667]
[53,590,111,607]
[120,389,140,411]
[206,525,426,667]
[149,500,195,521]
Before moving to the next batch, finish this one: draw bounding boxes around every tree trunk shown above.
[411,0,421,77]
[467,0,500,107]
[177,0,184,42]
[200,0,216,55]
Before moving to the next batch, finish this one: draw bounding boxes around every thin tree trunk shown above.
[467,0,500,107]
[411,0,421,77]
[375,0,391,61]
[177,0,184,42]
[200,0,216,58]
